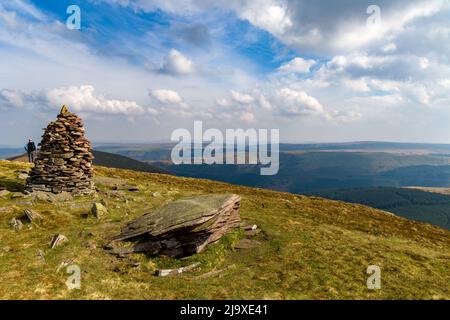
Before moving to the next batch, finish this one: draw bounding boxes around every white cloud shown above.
[230,90,255,104]
[0,85,147,115]
[216,98,229,107]
[419,57,430,69]
[239,1,293,36]
[150,89,183,104]
[439,79,450,88]
[275,88,324,116]
[45,85,145,114]
[160,49,193,75]
[341,78,370,92]
[240,111,255,122]
[0,88,25,108]
[382,43,397,53]
[278,57,316,73]
[258,94,272,110]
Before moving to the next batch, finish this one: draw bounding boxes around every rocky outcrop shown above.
[26,105,95,195]
[111,194,241,257]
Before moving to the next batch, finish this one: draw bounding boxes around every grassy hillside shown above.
[0,160,449,299]
[313,187,450,230]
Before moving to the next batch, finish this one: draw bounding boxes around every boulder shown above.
[0,190,10,198]
[91,202,108,219]
[50,234,68,248]
[10,218,23,231]
[23,209,43,223]
[234,239,261,250]
[111,194,241,258]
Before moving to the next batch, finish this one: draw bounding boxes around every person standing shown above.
[25,139,37,163]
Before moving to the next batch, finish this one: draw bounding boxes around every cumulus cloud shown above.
[150,89,184,104]
[0,85,146,115]
[45,85,146,114]
[240,111,255,122]
[0,88,26,108]
[149,89,191,115]
[160,49,193,75]
[238,1,293,36]
[278,57,316,73]
[230,90,255,104]
[275,88,324,116]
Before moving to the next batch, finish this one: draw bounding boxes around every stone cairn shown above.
[26,105,95,195]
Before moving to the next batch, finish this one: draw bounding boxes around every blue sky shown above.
[1,0,450,146]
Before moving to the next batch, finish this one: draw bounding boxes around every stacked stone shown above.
[27,105,95,195]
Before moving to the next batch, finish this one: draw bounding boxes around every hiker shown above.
[25,139,37,163]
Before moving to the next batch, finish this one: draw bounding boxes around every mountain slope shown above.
[0,160,448,299]
[8,150,169,174]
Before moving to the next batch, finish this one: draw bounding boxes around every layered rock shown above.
[111,194,241,257]
[26,105,95,195]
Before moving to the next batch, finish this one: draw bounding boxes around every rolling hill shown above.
[0,159,449,299]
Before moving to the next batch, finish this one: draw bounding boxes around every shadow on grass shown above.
[0,177,26,192]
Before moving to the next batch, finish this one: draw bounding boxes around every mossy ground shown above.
[0,160,449,299]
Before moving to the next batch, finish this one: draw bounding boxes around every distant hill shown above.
[155,152,450,193]
[311,187,450,230]
[8,150,169,174]
[91,150,169,174]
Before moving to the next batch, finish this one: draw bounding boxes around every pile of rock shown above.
[111,194,241,257]
[26,105,95,195]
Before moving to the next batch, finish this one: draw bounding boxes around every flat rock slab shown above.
[234,239,261,250]
[112,194,241,257]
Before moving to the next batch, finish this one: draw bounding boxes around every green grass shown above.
[0,160,449,299]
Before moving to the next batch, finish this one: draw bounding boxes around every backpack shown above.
[27,142,36,152]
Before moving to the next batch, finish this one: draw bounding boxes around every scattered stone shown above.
[194,264,236,280]
[17,173,29,180]
[25,190,74,202]
[152,192,161,197]
[242,224,261,236]
[0,190,11,198]
[84,241,97,250]
[234,239,261,250]
[0,206,17,214]
[36,250,45,263]
[23,209,43,223]
[51,191,73,202]
[111,194,241,258]
[25,191,50,202]
[157,262,200,277]
[113,184,139,192]
[56,259,74,273]
[242,224,258,231]
[1,246,12,253]
[26,105,95,195]
[10,217,23,231]
[50,234,68,248]
[245,229,261,237]
[91,202,108,219]
[10,192,25,199]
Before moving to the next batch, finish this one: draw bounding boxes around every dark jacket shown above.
[25,141,36,153]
